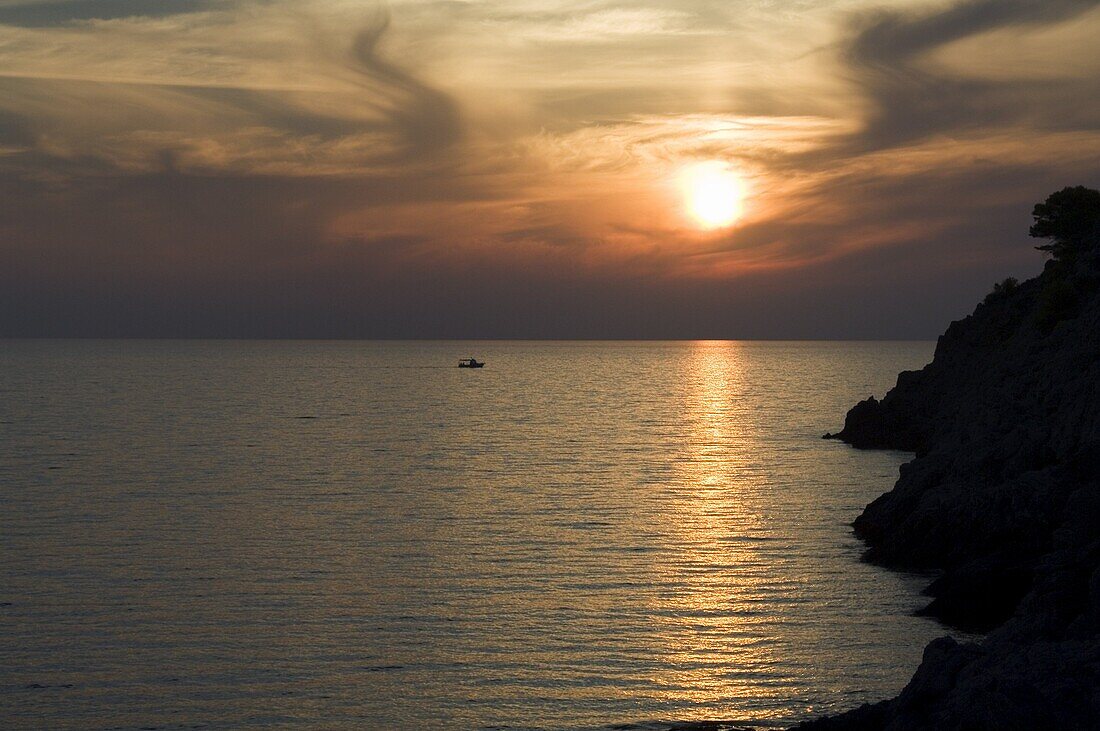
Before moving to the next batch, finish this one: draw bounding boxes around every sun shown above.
[679,161,745,229]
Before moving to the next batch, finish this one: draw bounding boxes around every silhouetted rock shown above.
[803,233,1100,729]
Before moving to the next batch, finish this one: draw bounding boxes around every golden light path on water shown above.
[653,342,790,718]
[656,343,755,708]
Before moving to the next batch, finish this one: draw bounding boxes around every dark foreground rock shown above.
[804,238,1100,729]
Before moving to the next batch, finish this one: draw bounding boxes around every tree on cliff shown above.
[1029,185,1100,259]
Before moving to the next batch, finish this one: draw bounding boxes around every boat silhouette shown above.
[458,358,484,368]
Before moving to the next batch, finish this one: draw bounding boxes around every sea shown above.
[0,340,951,730]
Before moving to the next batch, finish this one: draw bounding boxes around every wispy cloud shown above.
[0,0,215,28]
[841,0,1100,150]
[0,0,463,175]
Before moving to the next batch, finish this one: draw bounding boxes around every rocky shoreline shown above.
[800,220,1100,728]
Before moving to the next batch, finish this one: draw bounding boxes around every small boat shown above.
[458,358,484,368]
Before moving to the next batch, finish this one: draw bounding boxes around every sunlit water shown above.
[0,340,946,730]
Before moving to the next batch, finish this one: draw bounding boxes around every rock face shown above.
[804,239,1100,729]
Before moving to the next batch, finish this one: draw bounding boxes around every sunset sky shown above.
[3,0,1100,338]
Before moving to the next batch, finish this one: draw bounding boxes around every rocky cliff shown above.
[803,232,1100,729]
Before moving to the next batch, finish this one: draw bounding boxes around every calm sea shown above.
[1,340,946,730]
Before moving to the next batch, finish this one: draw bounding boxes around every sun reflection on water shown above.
[647,341,793,719]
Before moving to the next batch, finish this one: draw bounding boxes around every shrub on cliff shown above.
[1036,277,1079,331]
[1029,185,1100,259]
[982,277,1019,305]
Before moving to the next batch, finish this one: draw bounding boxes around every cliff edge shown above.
[803,194,1100,729]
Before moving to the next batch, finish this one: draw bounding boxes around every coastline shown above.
[796,237,1100,728]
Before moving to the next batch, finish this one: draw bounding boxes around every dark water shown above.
[1,340,946,730]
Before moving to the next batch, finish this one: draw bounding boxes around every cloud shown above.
[0,1,463,174]
[347,6,461,162]
[0,0,215,27]
[842,0,1100,151]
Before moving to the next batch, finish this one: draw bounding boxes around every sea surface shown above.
[1,340,949,730]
